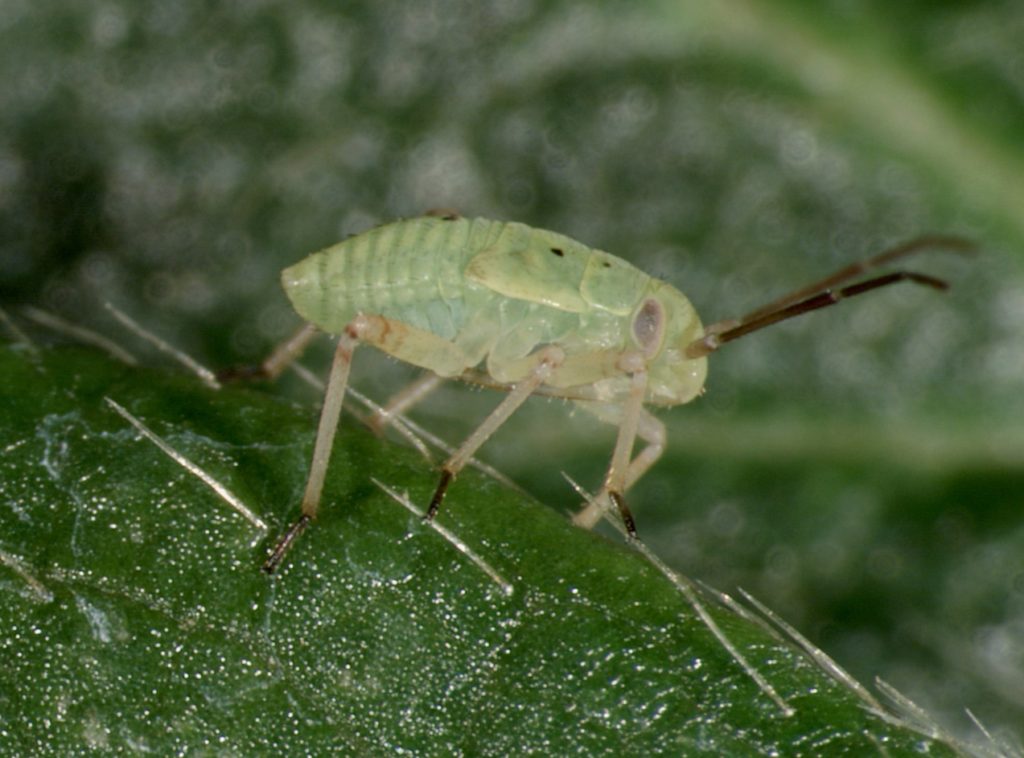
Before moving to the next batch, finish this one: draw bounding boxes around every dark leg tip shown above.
[425,469,454,521]
[262,514,312,574]
[608,491,638,539]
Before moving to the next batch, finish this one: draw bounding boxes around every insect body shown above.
[263,215,967,572]
[284,217,709,407]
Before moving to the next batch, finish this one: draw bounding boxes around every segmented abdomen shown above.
[282,217,505,338]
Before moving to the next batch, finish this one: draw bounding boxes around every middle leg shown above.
[425,345,565,521]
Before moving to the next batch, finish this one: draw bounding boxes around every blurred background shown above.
[1,0,1022,745]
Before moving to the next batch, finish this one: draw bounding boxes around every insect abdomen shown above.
[282,217,504,337]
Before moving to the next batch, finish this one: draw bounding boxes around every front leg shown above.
[597,353,649,537]
[571,360,664,535]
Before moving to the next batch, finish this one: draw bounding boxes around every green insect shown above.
[259,213,967,572]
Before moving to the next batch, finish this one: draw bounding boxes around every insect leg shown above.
[265,315,475,573]
[367,373,444,436]
[621,408,667,492]
[597,359,650,537]
[218,322,319,381]
[261,322,320,379]
[580,406,666,529]
[263,326,356,573]
[568,398,666,532]
[425,345,566,521]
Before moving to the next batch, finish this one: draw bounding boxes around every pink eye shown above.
[632,298,663,353]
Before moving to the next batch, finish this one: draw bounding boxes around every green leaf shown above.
[0,344,963,754]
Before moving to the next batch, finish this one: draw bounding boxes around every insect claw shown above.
[262,514,312,574]
[425,469,455,521]
[608,491,638,538]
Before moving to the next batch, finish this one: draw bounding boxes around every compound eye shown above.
[632,298,664,356]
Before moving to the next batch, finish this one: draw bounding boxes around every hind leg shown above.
[263,314,473,573]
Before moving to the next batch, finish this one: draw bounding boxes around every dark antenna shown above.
[686,236,974,359]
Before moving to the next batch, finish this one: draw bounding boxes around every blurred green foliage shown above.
[1,0,1022,752]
